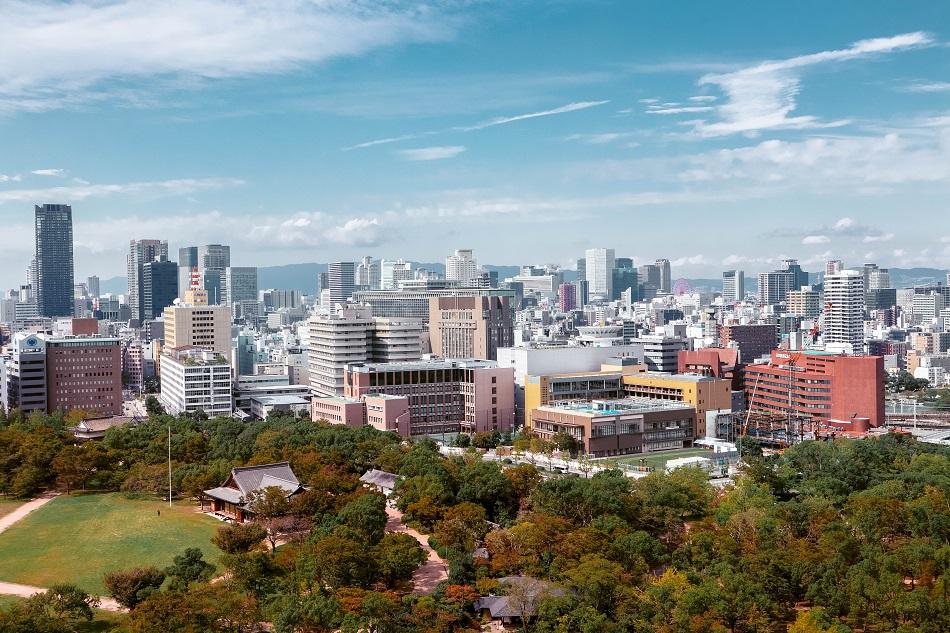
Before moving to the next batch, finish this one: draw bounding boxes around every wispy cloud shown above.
[343,134,424,151]
[900,81,950,93]
[563,132,637,145]
[397,145,466,161]
[802,235,830,245]
[693,32,932,136]
[0,0,457,114]
[31,168,66,177]
[0,177,243,204]
[645,103,714,115]
[0,174,22,183]
[456,100,609,132]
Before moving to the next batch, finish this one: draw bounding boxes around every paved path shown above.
[0,493,57,535]
[385,507,448,594]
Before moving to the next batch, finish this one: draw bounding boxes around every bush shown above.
[104,566,166,609]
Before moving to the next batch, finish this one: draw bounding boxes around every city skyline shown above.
[2,2,950,286]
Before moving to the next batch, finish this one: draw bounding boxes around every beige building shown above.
[787,287,822,319]
[162,301,232,357]
[428,295,513,360]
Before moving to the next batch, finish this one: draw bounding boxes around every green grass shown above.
[612,447,719,471]
[0,498,25,520]
[0,493,221,595]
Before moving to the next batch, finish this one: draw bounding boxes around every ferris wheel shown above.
[672,278,692,295]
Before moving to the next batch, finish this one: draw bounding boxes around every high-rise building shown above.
[782,259,809,290]
[758,270,795,305]
[34,204,75,317]
[178,246,198,299]
[127,239,169,321]
[198,244,230,305]
[585,248,615,299]
[787,287,822,319]
[224,267,259,304]
[87,276,100,299]
[823,270,865,352]
[163,300,232,357]
[381,259,413,290]
[160,347,232,417]
[719,323,777,363]
[428,295,514,360]
[722,270,744,303]
[445,249,478,284]
[576,258,586,283]
[558,282,577,312]
[656,259,672,294]
[357,256,382,289]
[328,261,356,305]
[142,258,179,321]
[825,260,843,276]
[611,265,638,301]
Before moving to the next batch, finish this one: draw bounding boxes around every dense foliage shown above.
[1,406,950,632]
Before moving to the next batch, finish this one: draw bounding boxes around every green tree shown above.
[211,522,268,554]
[165,547,215,591]
[26,583,99,624]
[338,493,388,545]
[374,532,427,586]
[246,485,293,553]
[103,566,166,609]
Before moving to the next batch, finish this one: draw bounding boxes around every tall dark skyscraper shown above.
[143,258,179,320]
[34,204,75,317]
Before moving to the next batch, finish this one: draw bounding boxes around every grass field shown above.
[612,447,718,471]
[0,499,25,521]
[0,493,221,595]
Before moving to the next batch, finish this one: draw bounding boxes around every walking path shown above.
[0,493,57,535]
[385,507,448,594]
[0,492,124,612]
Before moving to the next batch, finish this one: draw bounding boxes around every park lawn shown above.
[0,493,221,595]
[614,447,718,471]
[0,498,25,521]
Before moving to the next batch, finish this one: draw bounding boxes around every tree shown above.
[433,501,490,553]
[51,445,96,494]
[373,532,427,586]
[299,534,375,590]
[211,522,268,554]
[245,485,292,553]
[472,431,501,449]
[454,433,471,448]
[551,431,580,456]
[504,463,542,503]
[25,583,99,623]
[165,547,215,591]
[103,566,166,609]
[144,395,164,416]
[338,493,388,545]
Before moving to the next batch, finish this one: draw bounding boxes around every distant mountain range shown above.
[98,265,949,296]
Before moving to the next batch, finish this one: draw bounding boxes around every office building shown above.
[87,276,100,299]
[34,204,75,317]
[722,270,744,303]
[531,398,695,457]
[758,270,795,305]
[177,246,198,299]
[127,239,169,321]
[823,270,865,352]
[913,291,946,323]
[162,300,232,357]
[142,258,178,321]
[611,264,638,301]
[585,248,615,299]
[782,259,809,290]
[719,323,777,363]
[621,372,733,439]
[352,287,516,320]
[656,259,672,294]
[198,244,231,304]
[328,261,356,305]
[631,335,687,373]
[576,258,586,284]
[864,264,891,290]
[381,259,413,290]
[159,347,233,416]
[307,305,423,396]
[445,249,478,284]
[744,350,884,432]
[46,335,122,416]
[825,260,843,276]
[429,295,514,360]
[1,333,48,414]
[787,287,822,319]
[558,283,577,312]
[224,267,259,305]
[357,256,382,289]
[345,358,515,435]
[261,289,301,311]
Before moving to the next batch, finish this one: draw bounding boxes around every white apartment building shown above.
[445,249,478,284]
[585,248,615,299]
[823,270,865,353]
[722,270,744,303]
[381,259,413,290]
[160,347,233,417]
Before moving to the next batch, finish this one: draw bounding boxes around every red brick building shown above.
[46,336,123,416]
[744,350,884,432]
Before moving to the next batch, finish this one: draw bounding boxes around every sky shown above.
[1,0,949,287]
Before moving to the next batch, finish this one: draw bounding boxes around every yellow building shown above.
[621,372,732,438]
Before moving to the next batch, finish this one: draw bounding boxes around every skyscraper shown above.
[381,259,413,289]
[198,244,230,305]
[782,258,809,290]
[328,261,356,305]
[824,270,865,352]
[357,256,382,289]
[142,258,178,320]
[758,270,795,305]
[178,246,198,299]
[128,239,169,321]
[825,260,843,276]
[584,248,615,299]
[558,282,577,312]
[224,267,259,304]
[656,259,672,294]
[86,275,100,299]
[34,204,74,317]
[446,249,477,284]
[722,270,745,303]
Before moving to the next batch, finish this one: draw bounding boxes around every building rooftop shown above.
[538,397,693,417]
[250,395,310,406]
[347,358,499,372]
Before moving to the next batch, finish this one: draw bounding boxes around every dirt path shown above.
[0,493,57,535]
[385,507,448,594]
[0,581,123,612]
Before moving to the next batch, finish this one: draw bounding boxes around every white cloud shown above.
[802,235,830,244]
[0,0,455,113]
[563,132,637,145]
[397,145,466,161]
[645,104,714,115]
[0,174,21,182]
[862,233,894,243]
[833,217,855,230]
[688,95,717,102]
[31,168,66,177]
[693,32,931,136]
[457,100,609,132]
[670,254,710,266]
[901,81,950,93]
[343,134,424,151]
[0,177,243,204]
[893,249,906,258]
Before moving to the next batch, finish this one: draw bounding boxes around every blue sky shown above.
[1,0,949,287]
